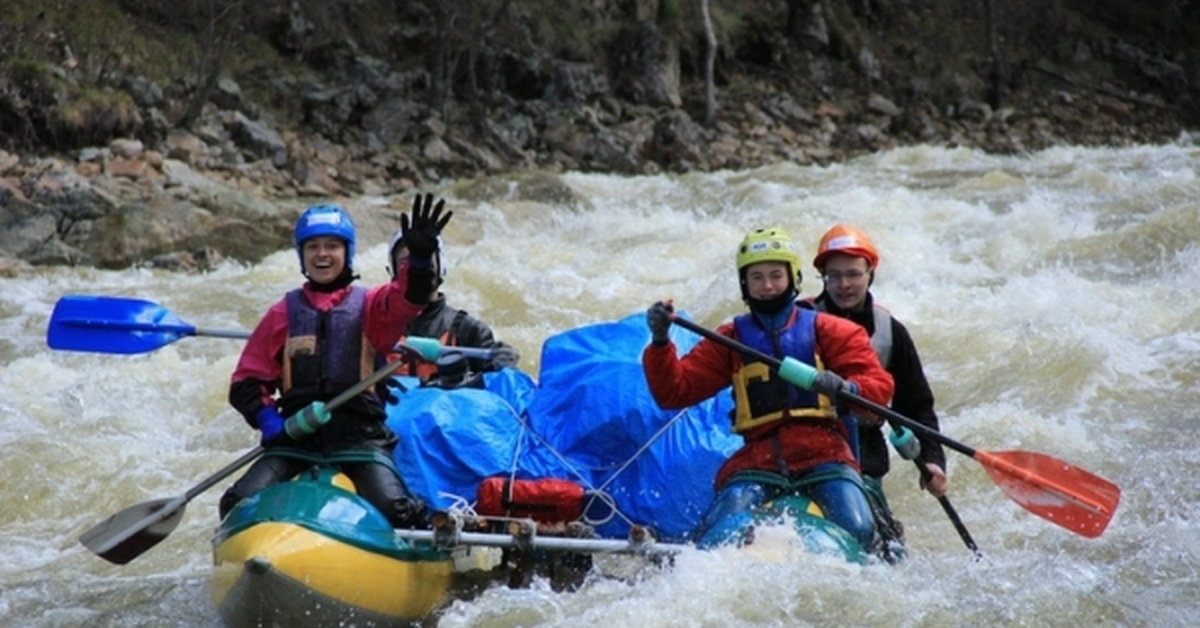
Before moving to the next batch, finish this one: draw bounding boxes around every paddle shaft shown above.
[59,318,252,339]
[670,316,976,456]
[83,353,406,562]
[48,295,254,354]
[93,447,268,555]
[669,317,986,553]
[668,315,1119,538]
[910,453,981,557]
[936,493,981,557]
[50,295,489,360]
[186,447,265,501]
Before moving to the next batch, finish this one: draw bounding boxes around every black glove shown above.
[400,193,452,261]
[647,300,674,346]
[376,377,409,406]
[394,496,428,529]
[812,369,853,399]
[490,343,520,370]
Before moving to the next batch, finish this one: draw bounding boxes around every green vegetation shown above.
[50,88,139,147]
[0,0,1196,154]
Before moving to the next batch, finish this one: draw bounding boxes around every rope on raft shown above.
[488,395,694,533]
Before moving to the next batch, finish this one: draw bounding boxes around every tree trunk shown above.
[178,0,244,128]
[429,3,452,117]
[786,0,804,43]
[984,0,1003,109]
[700,0,717,126]
[466,46,487,135]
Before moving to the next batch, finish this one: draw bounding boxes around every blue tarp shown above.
[387,311,742,542]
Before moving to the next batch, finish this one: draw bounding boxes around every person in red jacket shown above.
[642,226,894,551]
[219,194,451,529]
[805,223,948,547]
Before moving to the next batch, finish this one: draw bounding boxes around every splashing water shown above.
[2,143,1198,627]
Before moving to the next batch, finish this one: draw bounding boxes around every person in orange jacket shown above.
[804,224,948,545]
[220,195,451,529]
[642,226,894,551]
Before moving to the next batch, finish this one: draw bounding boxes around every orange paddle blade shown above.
[974,450,1121,538]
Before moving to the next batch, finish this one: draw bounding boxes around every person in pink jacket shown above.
[219,194,451,529]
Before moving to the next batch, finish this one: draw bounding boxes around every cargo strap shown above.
[262,446,398,472]
[726,466,865,494]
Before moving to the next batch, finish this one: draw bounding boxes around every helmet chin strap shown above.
[307,267,358,292]
[746,288,797,316]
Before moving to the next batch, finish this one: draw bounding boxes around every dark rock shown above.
[0,0,1194,271]
[213,78,245,111]
[363,98,425,145]
[546,62,611,104]
[651,109,706,172]
[124,76,165,108]
[223,112,289,168]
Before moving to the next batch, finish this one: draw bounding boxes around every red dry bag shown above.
[475,476,586,524]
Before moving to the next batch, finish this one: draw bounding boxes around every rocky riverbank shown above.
[2,1,1196,276]
[2,81,1190,278]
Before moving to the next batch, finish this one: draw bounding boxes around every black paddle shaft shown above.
[81,353,408,564]
[669,315,985,555]
[669,316,978,457]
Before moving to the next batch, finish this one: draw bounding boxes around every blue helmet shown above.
[294,204,356,272]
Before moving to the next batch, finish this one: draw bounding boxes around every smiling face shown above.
[302,236,347,284]
[821,253,872,311]
[743,261,793,301]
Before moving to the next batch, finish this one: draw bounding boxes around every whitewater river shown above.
[2,142,1198,627]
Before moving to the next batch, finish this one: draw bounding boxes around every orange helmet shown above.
[813,224,880,271]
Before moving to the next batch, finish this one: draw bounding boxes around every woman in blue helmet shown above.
[220,194,451,529]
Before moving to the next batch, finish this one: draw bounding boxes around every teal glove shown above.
[285,401,332,440]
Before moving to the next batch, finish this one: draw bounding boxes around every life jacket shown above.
[279,287,376,412]
[401,330,452,381]
[394,309,469,380]
[810,298,894,369]
[730,308,837,433]
[868,306,893,369]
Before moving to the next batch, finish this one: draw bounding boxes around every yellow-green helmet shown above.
[736,227,802,296]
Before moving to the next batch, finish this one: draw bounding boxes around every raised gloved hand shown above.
[400,193,452,262]
[285,401,332,440]
[647,300,674,345]
[256,406,286,446]
[490,343,520,370]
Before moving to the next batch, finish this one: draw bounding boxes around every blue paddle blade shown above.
[47,295,199,354]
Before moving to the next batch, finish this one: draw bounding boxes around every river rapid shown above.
[2,142,1198,627]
